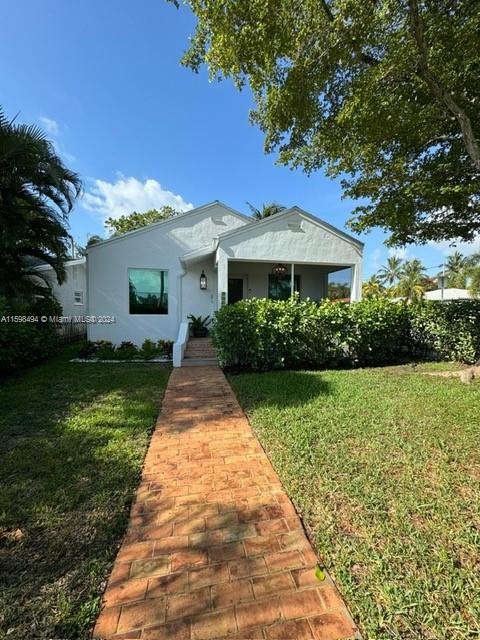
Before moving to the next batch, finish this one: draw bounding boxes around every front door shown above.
[228,278,243,304]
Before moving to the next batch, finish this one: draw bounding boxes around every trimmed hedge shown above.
[0,296,62,375]
[410,299,480,363]
[211,297,480,371]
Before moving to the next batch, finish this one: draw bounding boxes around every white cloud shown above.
[83,176,194,221]
[39,116,60,135]
[429,236,480,257]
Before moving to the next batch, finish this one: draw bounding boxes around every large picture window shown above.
[268,274,300,301]
[128,268,168,314]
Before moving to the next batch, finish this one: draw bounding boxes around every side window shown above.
[74,291,84,305]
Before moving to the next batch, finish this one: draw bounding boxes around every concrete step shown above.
[184,350,216,357]
[184,337,216,363]
[185,356,216,360]
[182,357,218,367]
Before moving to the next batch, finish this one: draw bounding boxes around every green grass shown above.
[0,347,170,639]
[230,366,480,639]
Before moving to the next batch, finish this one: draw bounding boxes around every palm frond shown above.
[0,107,81,298]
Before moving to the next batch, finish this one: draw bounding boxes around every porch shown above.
[224,259,357,304]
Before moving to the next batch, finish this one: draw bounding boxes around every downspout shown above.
[177,258,187,327]
[85,251,90,339]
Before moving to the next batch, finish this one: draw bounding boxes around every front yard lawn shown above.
[0,347,169,639]
[230,366,480,640]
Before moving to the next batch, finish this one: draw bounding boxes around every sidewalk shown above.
[93,366,359,640]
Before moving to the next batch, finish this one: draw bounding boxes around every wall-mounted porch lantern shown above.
[200,270,208,290]
[272,263,287,276]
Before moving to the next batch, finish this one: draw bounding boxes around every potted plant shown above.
[188,314,212,337]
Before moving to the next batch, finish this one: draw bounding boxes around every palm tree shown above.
[398,259,427,302]
[246,201,286,220]
[445,251,467,288]
[377,255,403,287]
[362,275,385,299]
[0,108,82,298]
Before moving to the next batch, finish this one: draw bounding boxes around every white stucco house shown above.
[37,201,363,365]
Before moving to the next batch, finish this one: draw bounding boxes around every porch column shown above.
[290,263,295,297]
[217,248,228,308]
[351,262,362,302]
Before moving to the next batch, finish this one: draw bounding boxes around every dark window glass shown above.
[268,274,300,301]
[128,268,168,314]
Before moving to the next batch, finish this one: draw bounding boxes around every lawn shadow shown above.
[228,369,332,411]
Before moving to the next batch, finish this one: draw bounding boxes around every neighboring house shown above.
[86,202,363,352]
[424,288,472,301]
[32,258,87,316]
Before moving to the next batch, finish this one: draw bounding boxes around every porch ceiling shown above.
[227,259,352,273]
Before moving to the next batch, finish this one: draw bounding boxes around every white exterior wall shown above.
[33,260,87,316]
[182,258,218,321]
[87,204,245,345]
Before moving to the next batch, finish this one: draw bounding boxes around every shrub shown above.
[77,340,115,359]
[77,338,174,361]
[116,341,138,360]
[158,339,174,358]
[77,340,98,359]
[410,300,480,363]
[140,338,160,360]
[0,295,61,375]
[211,296,479,371]
[95,340,116,359]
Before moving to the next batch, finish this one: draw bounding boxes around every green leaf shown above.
[315,565,326,581]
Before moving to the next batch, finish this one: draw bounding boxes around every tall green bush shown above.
[0,296,61,375]
[211,297,480,370]
[410,300,480,363]
[211,297,412,371]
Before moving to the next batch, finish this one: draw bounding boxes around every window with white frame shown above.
[74,291,84,305]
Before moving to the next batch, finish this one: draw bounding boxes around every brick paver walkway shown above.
[94,366,360,640]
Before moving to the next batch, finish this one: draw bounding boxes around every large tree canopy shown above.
[0,108,82,298]
[173,0,480,245]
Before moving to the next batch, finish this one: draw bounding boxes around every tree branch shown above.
[407,0,480,172]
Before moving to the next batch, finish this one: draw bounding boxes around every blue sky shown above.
[1,0,477,280]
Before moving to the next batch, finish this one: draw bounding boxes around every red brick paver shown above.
[93,366,360,640]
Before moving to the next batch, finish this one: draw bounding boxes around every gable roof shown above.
[216,206,364,250]
[86,201,250,252]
